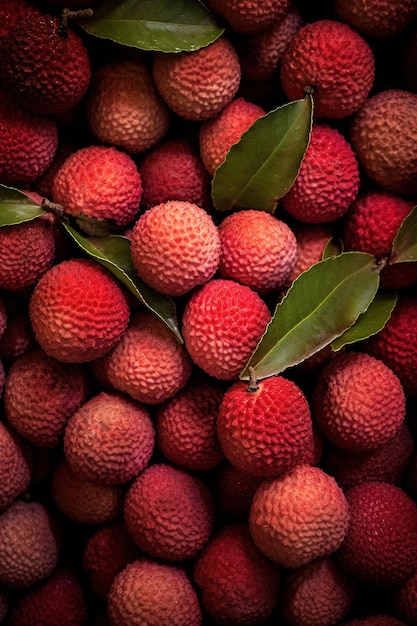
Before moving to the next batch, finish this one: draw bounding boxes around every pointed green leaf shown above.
[240,252,380,381]
[212,94,313,214]
[81,0,223,52]
[322,236,344,260]
[61,222,182,343]
[390,205,417,263]
[0,184,46,226]
[331,290,397,352]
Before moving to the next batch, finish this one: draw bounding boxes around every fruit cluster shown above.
[0,0,417,624]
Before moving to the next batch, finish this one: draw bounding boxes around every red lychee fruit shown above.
[217,209,297,293]
[0,307,34,365]
[9,567,87,626]
[64,391,155,485]
[281,123,360,223]
[312,352,406,452]
[91,311,193,405]
[364,295,417,396]
[350,89,417,197]
[182,278,271,381]
[217,374,313,478]
[86,60,170,155]
[199,97,266,176]
[393,568,417,625]
[130,200,221,296]
[341,617,407,626]
[33,141,78,200]
[283,224,334,288]
[0,0,40,41]
[52,145,143,232]
[0,89,58,185]
[29,258,130,363]
[338,481,417,585]
[153,36,241,121]
[280,19,375,119]
[193,523,280,625]
[213,461,263,519]
[279,556,356,626]
[107,559,202,626]
[51,460,124,525]
[335,0,417,39]
[0,421,32,512]
[82,521,140,601]
[0,500,59,588]
[205,0,291,34]
[343,190,417,289]
[249,464,350,568]
[124,463,214,562]
[0,13,91,116]
[0,297,7,342]
[155,380,225,471]
[139,139,211,210]
[4,348,89,448]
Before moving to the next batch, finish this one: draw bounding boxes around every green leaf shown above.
[240,252,380,381]
[212,94,313,214]
[331,290,397,352]
[322,236,344,260]
[61,222,182,343]
[390,205,417,263]
[0,184,46,226]
[81,0,224,52]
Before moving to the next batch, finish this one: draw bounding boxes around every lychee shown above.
[393,568,417,625]
[249,464,350,568]
[334,0,417,39]
[213,461,263,519]
[29,258,130,363]
[0,421,32,512]
[341,617,407,626]
[280,19,375,119]
[91,311,193,405]
[0,0,40,41]
[283,224,334,287]
[152,36,241,121]
[338,481,417,585]
[204,0,291,34]
[63,391,155,485]
[281,123,360,223]
[182,278,271,381]
[0,307,34,365]
[312,352,406,452]
[217,209,298,292]
[130,200,221,296]
[124,463,214,562]
[86,60,170,155]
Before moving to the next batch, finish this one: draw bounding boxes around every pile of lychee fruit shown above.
[1,0,417,624]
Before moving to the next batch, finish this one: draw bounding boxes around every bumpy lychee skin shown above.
[393,568,417,625]
[92,312,193,405]
[130,201,221,296]
[217,375,313,478]
[52,145,143,230]
[153,36,241,121]
[0,308,34,364]
[51,461,124,525]
[34,141,78,200]
[249,464,350,568]
[281,124,360,223]
[350,89,417,197]
[279,556,356,626]
[344,190,417,290]
[280,20,375,119]
[312,352,406,453]
[29,258,130,363]
[124,463,214,562]
[9,567,87,626]
[199,98,265,175]
[193,524,280,625]
[82,521,140,601]
[182,278,271,381]
[0,0,40,40]
[64,392,155,486]
[0,500,59,588]
[0,422,32,512]
[338,482,417,586]
[0,14,91,116]
[139,139,211,209]
[205,0,291,34]
[0,89,58,185]
[4,348,88,448]
[108,559,202,626]
[364,295,417,396]
[284,224,334,288]
[342,618,407,626]
[87,60,170,155]
[213,461,263,519]
[335,0,417,39]
[155,380,225,471]
[218,209,297,293]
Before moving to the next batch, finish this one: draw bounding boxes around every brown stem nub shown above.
[58,8,94,38]
[247,366,259,393]
[304,85,315,96]
[42,198,65,218]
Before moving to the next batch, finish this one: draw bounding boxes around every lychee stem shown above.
[58,8,94,38]
[42,198,65,218]
[248,366,259,393]
[304,85,315,96]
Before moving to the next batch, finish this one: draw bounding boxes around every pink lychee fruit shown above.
[204,0,291,34]
[0,421,32,512]
[334,0,417,39]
